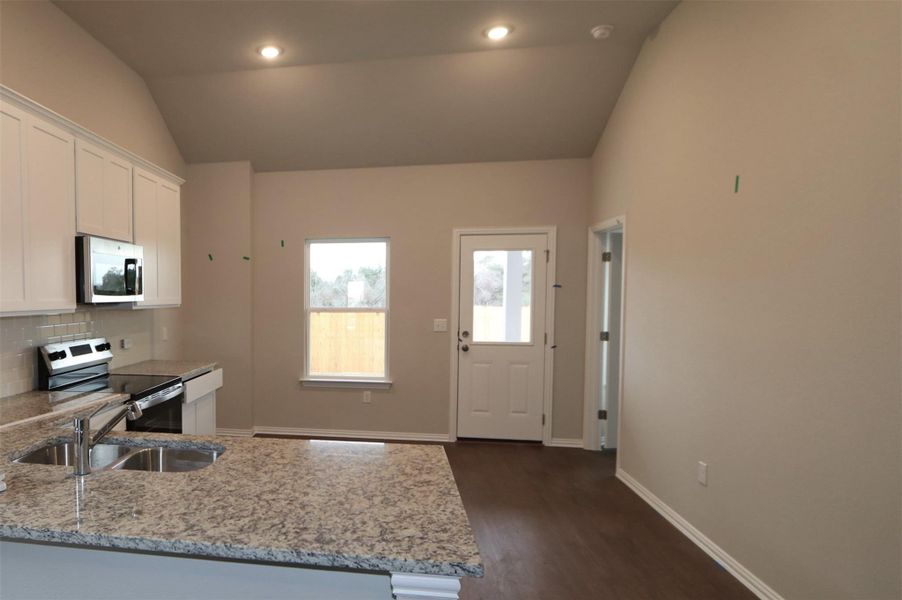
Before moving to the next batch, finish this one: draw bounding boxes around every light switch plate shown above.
[120,338,132,350]
[433,319,448,332]
[697,461,708,486]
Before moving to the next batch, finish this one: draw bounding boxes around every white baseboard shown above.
[548,437,583,448]
[215,428,254,437]
[616,468,783,600]
[252,426,451,443]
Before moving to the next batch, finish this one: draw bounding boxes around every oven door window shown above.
[93,255,140,296]
[127,397,182,434]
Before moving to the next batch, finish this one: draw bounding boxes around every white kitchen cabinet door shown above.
[0,101,75,315]
[133,169,159,304]
[182,369,221,435]
[194,392,217,435]
[133,168,181,308]
[76,139,133,242]
[28,120,76,310]
[0,102,28,312]
[156,181,181,305]
[182,392,217,435]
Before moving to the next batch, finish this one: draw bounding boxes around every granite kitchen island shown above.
[0,395,482,599]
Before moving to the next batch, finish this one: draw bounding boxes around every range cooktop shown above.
[63,373,181,399]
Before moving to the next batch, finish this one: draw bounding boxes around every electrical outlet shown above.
[161,326,169,342]
[362,391,372,404]
[697,461,708,486]
[120,338,132,350]
[433,319,448,332]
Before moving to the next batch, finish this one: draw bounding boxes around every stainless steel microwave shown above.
[76,236,144,303]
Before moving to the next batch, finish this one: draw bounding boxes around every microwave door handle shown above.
[124,258,137,295]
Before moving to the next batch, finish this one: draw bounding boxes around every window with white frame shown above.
[304,239,389,382]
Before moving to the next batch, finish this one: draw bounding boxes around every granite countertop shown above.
[0,412,483,578]
[0,390,130,429]
[111,360,218,380]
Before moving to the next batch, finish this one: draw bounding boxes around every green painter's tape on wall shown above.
[208,254,213,261]
[734,175,740,193]
[281,240,285,247]
[243,256,251,261]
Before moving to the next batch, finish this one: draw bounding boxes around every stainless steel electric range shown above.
[38,337,184,433]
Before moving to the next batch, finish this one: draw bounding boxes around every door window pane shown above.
[472,250,532,343]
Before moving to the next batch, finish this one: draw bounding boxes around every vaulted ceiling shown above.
[56,1,677,172]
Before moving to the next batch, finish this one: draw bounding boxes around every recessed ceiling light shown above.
[258,45,282,59]
[485,25,512,41]
[590,25,614,40]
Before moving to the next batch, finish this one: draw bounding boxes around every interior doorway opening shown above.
[583,217,626,453]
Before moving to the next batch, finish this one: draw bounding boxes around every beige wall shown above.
[0,0,185,177]
[252,159,589,438]
[181,162,254,430]
[590,2,901,598]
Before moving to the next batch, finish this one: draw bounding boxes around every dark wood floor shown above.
[444,441,755,600]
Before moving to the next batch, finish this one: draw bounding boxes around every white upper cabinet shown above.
[76,139,133,242]
[1,87,182,316]
[0,101,76,315]
[133,170,159,303]
[134,167,181,307]
[1,103,27,311]
[156,180,181,305]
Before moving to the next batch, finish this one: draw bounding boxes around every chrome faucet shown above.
[72,401,143,476]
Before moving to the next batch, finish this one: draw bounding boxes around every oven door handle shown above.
[136,382,184,411]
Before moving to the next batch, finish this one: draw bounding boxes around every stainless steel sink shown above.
[14,442,133,469]
[114,447,220,472]
[14,441,222,473]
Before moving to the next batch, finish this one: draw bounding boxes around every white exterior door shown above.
[457,234,548,441]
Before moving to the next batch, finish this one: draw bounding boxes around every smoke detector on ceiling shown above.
[590,25,614,40]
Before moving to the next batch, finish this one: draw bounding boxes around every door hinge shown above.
[598,409,608,420]
[602,251,612,262]
[542,414,546,425]
[600,331,609,342]
[544,249,550,263]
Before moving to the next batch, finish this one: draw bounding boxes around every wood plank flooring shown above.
[444,441,755,600]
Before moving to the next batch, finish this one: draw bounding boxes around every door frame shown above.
[583,216,627,458]
[448,226,557,445]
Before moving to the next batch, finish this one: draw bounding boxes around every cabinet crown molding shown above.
[1,85,185,186]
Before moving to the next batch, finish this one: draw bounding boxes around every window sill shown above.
[300,378,393,390]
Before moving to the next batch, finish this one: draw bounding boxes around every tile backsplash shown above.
[0,309,155,398]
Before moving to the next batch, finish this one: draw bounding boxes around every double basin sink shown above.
[15,440,222,473]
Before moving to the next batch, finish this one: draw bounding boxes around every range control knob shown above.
[48,350,67,361]
[95,342,111,351]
